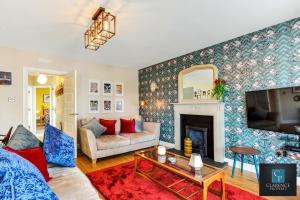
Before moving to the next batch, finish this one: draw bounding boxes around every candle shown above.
[157,146,166,155]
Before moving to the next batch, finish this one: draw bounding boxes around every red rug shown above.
[87,160,265,200]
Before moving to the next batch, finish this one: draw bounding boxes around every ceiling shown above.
[0,0,299,69]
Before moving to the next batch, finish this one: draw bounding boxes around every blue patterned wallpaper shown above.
[139,18,300,175]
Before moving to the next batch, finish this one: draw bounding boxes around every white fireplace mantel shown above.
[172,102,225,163]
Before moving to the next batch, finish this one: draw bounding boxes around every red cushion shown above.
[99,119,117,135]
[3,146,51,182]
[120,119,136,134]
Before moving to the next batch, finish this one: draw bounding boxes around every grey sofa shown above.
[79,118,160,163]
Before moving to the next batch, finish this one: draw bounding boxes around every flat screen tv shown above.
[246,86,300,135]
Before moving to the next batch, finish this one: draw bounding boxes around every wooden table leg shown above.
[134,154,138,176]
[220,172,225,200]
[202,183,208,200]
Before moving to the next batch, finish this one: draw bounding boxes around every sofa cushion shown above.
[0,148,57,200]
[7,124,41,150]
[43,124,75,167]
[121,132,156,145]
[96,135,130,150]
[83,118,107,138]
[135,119,144,132]
[99,119,117,135]
[120,118,135,133]
[48,167,99,200]
[3,146,51,182]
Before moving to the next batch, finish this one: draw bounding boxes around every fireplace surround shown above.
[173,101,225,162]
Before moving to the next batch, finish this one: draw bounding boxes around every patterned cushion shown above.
[0,148,57,200]
[83,118,107,138]
[43,124,75,167]
[135,119,144,132]
[7,125,41,150]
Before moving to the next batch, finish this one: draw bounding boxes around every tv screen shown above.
[246,86,300,134]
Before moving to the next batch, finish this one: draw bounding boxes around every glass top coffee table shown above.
[134,147,225,200]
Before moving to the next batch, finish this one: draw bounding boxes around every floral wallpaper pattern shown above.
[139,18,300,175]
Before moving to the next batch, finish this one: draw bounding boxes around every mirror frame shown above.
[178,64,218,103]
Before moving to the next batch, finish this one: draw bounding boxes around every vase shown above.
[184,137,192,157]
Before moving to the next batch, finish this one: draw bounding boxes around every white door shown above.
[63,70,78,157]
[27,86,33,132]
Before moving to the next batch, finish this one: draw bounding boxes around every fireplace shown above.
[173,102,225,162]
[180,114,214,160]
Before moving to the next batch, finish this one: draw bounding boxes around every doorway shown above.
[23,67,78,157]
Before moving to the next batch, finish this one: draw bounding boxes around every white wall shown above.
[0,47,139,134]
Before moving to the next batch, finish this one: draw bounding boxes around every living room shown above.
[0,0,300,200]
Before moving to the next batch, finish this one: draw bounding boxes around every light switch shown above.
[8,97,16,103]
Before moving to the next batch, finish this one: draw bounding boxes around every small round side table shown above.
[229,146,261,180]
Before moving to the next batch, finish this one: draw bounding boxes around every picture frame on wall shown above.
[115,82,124,96]
[0,71,12,85]
[103,81,112,96]
[103,99,113,113]
[43,94,50,103]
[115,98,124,112]
[89,98,100,113]
[89,80,100,95]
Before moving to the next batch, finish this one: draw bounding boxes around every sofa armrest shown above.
[143,122,160,141]
[79,128,97,160]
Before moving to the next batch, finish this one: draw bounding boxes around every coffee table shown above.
[134,147,225,200]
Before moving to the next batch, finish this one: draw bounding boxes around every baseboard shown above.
[159,141,175,148]
[225,158,300,186]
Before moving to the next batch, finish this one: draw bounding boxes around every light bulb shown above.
[37,74,47,84]
[103,20,109,31]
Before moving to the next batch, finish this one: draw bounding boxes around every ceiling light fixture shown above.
[37,74,47,84]
[84,7,116,50]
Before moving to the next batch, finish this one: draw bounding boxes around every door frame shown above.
[23,67,68,129]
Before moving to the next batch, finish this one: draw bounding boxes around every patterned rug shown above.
[87,160,265,200]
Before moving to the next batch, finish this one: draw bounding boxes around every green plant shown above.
[212,79,226,100]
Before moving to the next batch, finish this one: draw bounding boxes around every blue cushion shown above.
[43,124,75,167]
[83,118,107,138]
[0,148,57,200]
[135,119,144,132]
[7,125,41,150]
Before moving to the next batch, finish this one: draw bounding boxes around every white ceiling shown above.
[0,0,299,69]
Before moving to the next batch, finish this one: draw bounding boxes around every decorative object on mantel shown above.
[212,79,226,101]
[0,71,12,85]
[178,64,218,103]
[184,137,192,157]
[55,82,64,97]
[84,7,116,50]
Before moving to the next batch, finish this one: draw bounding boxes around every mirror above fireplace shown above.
[178,64,218,103]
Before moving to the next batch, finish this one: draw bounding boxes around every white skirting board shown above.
[225,158,300,186]
[159,141,175,149]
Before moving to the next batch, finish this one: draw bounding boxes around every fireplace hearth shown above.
[180,114,214,160]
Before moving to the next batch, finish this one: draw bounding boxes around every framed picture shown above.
[89,80,100,95]
[89,99,100,113]
[103,99,113,113]
[115,82,124,96]
[0,71,12,85]
[43,94,50,103]
[115,98,124,112]
[103,81,112,96]
[292,86,300,93]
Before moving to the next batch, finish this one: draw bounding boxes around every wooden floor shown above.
[77,151,300,200]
